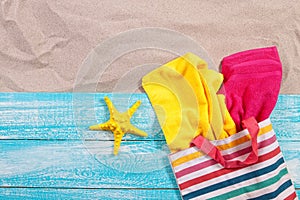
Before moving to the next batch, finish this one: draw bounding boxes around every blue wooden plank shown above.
[0,93,299,199]
[0,93,164,140]
[0,139,299,189]
[271,95,300,140]
[0,188,181,200]
[0,93,299,140]
[0,188,298,200]
[0,140,177,189]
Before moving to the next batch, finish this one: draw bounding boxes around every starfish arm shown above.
[89,121,111,130]
[126,124,148,137]
[113,128,125,155]
[89,97,148,155]
[104,96,117,119]
[127,100,141,117]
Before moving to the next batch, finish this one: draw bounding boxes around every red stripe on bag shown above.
[223,134,276,160]
[179,147,281,190]
[175,159,215,178]
[175,134,277,178]
[285,191,297,200]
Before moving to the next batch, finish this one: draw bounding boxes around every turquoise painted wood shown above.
[0,140,176,188]
[1,93,299,140]
[0,140,299,188]
[0,93,299,199]
[0,188,295,200]
[0,93,163,140]
[0,188,181,200]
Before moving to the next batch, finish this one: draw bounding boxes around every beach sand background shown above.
[0,0,299,93]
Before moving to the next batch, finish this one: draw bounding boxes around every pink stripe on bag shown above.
[168,118,297,199]
[175,134,277,178]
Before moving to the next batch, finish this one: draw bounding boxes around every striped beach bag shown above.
[169,117,297,200]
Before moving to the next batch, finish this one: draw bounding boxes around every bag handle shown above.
[191,117,259,168]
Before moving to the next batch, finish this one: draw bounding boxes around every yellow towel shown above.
[142,53,236,152]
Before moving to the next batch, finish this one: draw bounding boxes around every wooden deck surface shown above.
[0,93,299,199]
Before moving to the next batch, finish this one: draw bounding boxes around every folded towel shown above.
[142,53,236,152]
[221,46,282,131]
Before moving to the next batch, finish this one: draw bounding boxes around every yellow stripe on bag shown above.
[172,124,273,167]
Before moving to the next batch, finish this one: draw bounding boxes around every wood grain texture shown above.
[0,140,299,188]
[0,93,163,140]
[272,95,300,141]
[0,140,176,188]
[0,188,181,200]
[0,188,298,200]
[1,93,299,140]
[0,93,299,199]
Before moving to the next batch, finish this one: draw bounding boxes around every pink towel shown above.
[221,46,282,131]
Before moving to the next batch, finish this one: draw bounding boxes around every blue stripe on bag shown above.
[183,157,284,200]
[248,179,293,200]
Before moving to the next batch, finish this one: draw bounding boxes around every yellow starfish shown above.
[89,96,148,155]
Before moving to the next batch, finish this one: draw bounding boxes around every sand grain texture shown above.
[0,0,299,93]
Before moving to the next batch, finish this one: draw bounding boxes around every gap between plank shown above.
[0,186,179,190]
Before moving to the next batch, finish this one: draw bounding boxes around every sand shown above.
[0,0,299,93]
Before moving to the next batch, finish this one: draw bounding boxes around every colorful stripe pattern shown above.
[169,118,297,200]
